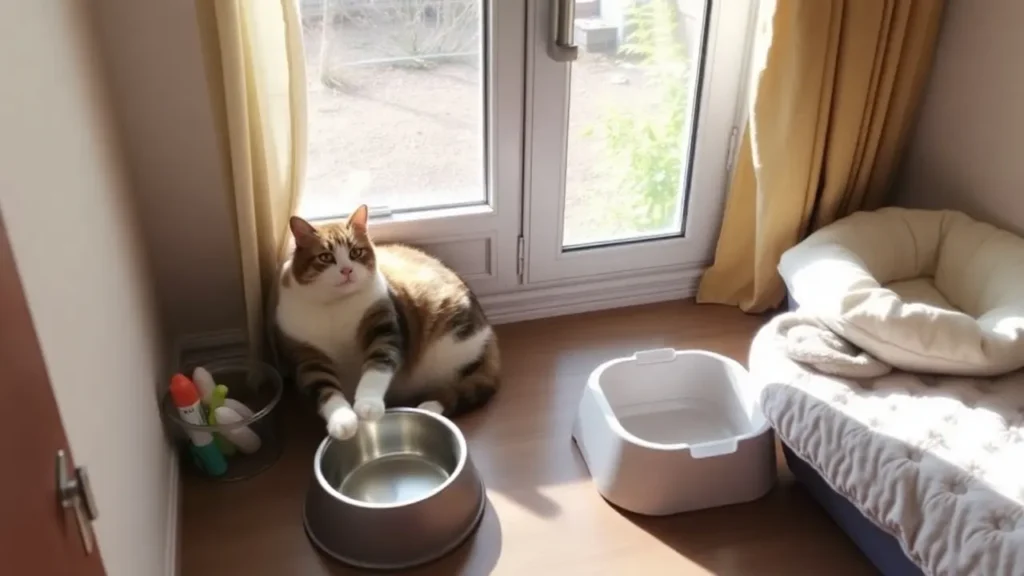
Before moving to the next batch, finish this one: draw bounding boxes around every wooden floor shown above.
[181,300,878,576]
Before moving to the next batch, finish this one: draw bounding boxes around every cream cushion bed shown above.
[750,318,1024,575]
[779,207,1024,376]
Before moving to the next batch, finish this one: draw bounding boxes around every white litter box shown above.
[572,348,776,515]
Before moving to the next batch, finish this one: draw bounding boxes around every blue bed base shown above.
[782,444,923,576]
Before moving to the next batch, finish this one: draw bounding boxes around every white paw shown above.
[326,406,359,441]
[354,397,386,421]
[417,400,444,414]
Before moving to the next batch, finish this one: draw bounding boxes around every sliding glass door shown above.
[524,0,754,284]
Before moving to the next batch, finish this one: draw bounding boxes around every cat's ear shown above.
[289,216,319,247]
[347,204,369,234]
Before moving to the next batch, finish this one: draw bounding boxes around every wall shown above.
[89,0,245,343]
[895,0,1024,235]
[0,2,173,575]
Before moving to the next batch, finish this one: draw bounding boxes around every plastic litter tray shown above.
[572,348,776,515]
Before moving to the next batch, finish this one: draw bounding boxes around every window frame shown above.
[521,0,757,286]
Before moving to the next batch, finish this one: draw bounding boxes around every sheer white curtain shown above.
[200,0,307,356]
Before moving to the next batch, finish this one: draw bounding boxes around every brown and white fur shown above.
[274,205,500,441]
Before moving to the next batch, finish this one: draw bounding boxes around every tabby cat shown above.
[274,205,500,441]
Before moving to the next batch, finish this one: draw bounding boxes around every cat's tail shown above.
[451,334,501,417]
[415,334,501,418]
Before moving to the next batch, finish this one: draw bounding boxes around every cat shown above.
[274,205,500,441]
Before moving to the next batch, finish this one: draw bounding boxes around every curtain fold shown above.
[697,0,945,313]
[198,0,307,356]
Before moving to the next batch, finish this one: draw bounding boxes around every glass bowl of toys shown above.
[161,359,284,481]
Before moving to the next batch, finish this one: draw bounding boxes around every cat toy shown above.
[190,367,262,455]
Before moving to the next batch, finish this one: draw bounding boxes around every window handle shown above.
[549,0,579,62]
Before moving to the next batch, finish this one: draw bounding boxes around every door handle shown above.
[549,0,579,62]
[56,449,98,555]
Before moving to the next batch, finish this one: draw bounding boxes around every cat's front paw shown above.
[354,397,386,421]
[326,406,359,441]
[417,400,444,414]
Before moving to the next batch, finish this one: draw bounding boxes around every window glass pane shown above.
[297,0,485,219]
[562,0,706,247]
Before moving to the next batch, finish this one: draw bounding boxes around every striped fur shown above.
[274,206,500,440]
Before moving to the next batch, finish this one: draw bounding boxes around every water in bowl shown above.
[339,453,450,505]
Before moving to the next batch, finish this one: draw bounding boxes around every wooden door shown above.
[0,208,106,575]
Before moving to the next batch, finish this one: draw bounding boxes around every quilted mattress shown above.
[751,319,1024,576]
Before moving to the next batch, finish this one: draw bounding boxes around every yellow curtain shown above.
[196,0,307,355]
[697,0,945,313]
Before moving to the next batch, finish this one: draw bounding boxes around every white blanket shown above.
[766,312,891,378]
[752,315,1024,576]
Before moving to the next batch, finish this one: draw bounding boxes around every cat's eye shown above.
[317,253,335,264]
[349,248,365,260]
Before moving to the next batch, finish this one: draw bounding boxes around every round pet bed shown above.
[778,207,1024,376]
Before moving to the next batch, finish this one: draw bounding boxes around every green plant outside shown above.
[589,0,692,234]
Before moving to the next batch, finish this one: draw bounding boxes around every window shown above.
[297,0,754,315]
[525,0,754,284]
[298,0,487,219]
[561,0,705,248]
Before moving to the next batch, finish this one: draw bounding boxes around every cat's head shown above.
[287,205,376,298]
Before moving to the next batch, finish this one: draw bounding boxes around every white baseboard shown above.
[480,266,705,324]
[164,450,180,576]
[173,267,705,358]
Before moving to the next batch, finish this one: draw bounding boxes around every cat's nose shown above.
[340,267,353,276]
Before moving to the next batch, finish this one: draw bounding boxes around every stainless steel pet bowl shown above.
[303,408,486,570]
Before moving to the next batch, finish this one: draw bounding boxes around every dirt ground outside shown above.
[298,12,688,245]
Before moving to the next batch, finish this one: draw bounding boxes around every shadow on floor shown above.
[617,450,879,576]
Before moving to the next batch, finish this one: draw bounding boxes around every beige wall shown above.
[0,2,172,575]
[896,0,1024,235]
[90,0,245,343]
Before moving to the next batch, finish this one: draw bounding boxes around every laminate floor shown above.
[180,300,878,576]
